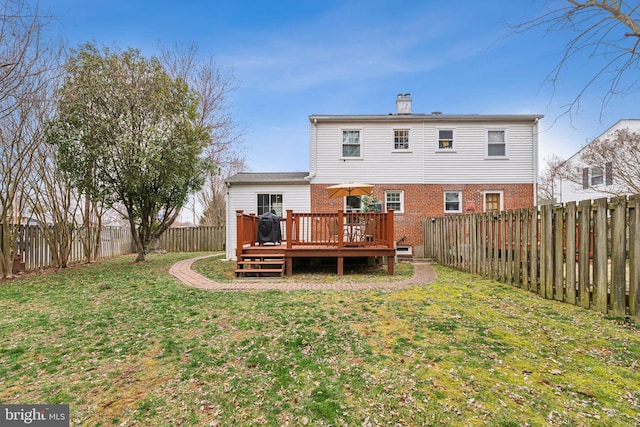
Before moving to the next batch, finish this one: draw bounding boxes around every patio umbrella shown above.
[325,182,374,198]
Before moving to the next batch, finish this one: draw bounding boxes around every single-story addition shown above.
[225,94,543,271]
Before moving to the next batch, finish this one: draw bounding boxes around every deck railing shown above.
[235,209,394,258]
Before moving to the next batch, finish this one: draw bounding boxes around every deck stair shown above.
[235,253,285,277]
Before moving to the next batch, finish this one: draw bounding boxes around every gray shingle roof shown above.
[225,172,310,185]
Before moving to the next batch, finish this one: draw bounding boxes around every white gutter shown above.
[533,117,539,206]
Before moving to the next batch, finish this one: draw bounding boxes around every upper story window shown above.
[342,130,361,158]
[385,191,404,213]
[444,191,461,213]
[487,130,507,157]
[590,166,604,185]
[394,129,409,150]
[257,193,283,216]
[438,129,454,150]
[582,162,612,188]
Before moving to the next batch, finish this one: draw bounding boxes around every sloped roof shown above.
[225,172,310,185]
[309,113,544,123]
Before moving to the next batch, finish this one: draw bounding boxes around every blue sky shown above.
[42,0,640,175]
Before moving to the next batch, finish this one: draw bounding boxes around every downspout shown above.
[305,117,318,181]
[533,117,539,207]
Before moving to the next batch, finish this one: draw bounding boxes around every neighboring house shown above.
[554,119,640,203]
[226,94,542,259]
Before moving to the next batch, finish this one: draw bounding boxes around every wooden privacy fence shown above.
[157,226,225,252]
[8,225,225,272]
[423,195,640,324]
[12,225,134,271]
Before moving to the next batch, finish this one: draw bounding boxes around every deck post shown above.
[286,209,293,249]
[249,213,257,247]
[337,210,344,249]
[235,210,244,260]
[337,257,344,276]
[387,209,395,249]
[387,209,395,275]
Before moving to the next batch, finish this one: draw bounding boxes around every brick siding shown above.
[311,183,534,256]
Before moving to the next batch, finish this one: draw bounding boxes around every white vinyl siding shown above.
[310,121,536,185]
[423,125,534,184]
[225,183,310,260]
[313,122,424,184]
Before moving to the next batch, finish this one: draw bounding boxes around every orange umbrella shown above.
[325,182,374,198]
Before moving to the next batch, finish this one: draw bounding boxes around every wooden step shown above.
[235,268,283,275]
[236,254,285,277]
[240,254,285,260]
[237,260,283,266]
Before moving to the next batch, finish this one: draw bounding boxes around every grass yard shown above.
[0,252,639,426]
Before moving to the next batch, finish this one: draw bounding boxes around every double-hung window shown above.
[385,191,404,213]
[487,130,507,157]
[590,167,604,185]
[342,130,361,158]
[257,193,283,216]
[438,129,454,150]
[394,129,409,150]
[444,191,461,213]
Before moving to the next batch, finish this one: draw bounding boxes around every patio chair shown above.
[363,218,376,242]
[327,218,340,243]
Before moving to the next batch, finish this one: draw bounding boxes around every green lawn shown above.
[1,253,639,426]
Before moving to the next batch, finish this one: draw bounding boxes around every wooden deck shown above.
[235,209,396,276]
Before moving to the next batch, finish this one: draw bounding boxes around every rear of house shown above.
[225,94,542,259]
[307,94,542,257]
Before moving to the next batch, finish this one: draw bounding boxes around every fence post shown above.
[610,196,627,317]
[593,198,608,314]
[540,204,553,299]
[630,195,640,324]
[578,199,592,309]
[553,205,564,301]
[565,202,577,305]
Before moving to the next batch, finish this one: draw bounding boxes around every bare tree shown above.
[514,1,640,117]
[538,154,566,204]
[199,155,247,226]
[541,128,640,201]
[159,42,246,225]
[0,0,57,277]
[579,127,640,195]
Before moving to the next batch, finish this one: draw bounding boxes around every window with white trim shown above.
[385,191,404,213]
[438,129,454,150]
[487,130,506,157]
[257,193,283,216]
[342,130,361,157]
[393,129,409,150]
[345,196,362,212]
[444,191,462,213]
[590,167,604,185]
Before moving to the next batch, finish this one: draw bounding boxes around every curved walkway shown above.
[169,254,437,291]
